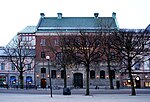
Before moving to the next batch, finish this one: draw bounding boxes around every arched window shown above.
[90,70,95,79]
[100,70,105,79]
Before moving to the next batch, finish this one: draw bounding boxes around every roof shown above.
[146,24,150,32]
[19,26,36,34]
[36,13,119,32]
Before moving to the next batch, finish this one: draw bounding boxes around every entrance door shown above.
[73,73,83,88]
[41,79,46,88]
[135,76,141,88]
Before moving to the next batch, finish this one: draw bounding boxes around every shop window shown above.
[144,82,150,87]
[10,76,16,84]
[26,76,32,84]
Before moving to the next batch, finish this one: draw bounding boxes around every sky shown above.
[0,0,150,46]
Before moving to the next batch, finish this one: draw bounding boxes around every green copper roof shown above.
[36,14,119,32]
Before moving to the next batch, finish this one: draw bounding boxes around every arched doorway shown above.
[73,73,83,88]
[41,78,46,88]
[135,76,141,88]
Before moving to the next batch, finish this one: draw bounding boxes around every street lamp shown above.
[46,56,52,97]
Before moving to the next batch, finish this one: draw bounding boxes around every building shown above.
[120,27,150,88]
[0,26,36,88]
[35,12,121,88]
[0,13,149,89]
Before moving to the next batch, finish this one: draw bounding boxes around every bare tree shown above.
[102,33,121,89]
[69,31,103,95]
[46,34,74,89]
[4,35,35,89]
[96,13,120,89]
[112,29,150,95]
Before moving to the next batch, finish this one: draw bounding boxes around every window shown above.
[1,63,5,70]
[10,76,16,84]
[51,70,56,78]
[61,70,64,79]
[11,63,15,70]
[110,70,115,79]
[90,70,95,79]
[40,39,46,46]
[135,61,141,70]
[41,51,45,58]
[26,76,32,83]
[56,52,63,64]
[100,70,105,79]
[27,64,31,70]
[41,68,46,73]
[54,39,59,46]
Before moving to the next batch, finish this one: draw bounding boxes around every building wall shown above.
[0,56,35,88]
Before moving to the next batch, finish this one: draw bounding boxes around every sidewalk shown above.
[0,87,150,95]
[0,93,150,102]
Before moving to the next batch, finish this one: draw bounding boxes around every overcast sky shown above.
[0,0,150,46]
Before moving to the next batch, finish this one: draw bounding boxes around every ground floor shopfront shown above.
[0,71,35,88]
[120,71,150,88]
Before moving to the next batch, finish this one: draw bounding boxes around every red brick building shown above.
[34,13,121,88]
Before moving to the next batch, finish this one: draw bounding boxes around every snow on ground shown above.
[0,94,150,102]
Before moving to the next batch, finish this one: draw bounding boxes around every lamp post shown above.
[46,56,52,97]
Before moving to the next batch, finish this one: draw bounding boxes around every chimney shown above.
[57,13,62,19]
[40,13,45,18]
[112,12,116,19]
[94,13,99,18]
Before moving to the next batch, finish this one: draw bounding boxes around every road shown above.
[0,88,150,95]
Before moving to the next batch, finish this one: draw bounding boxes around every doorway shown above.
[41,79,46,88]
[135,76,141,88]
[73,73,83,88]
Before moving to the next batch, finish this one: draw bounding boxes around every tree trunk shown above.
[109,76,114,89]
[108,60,114,89]
[128,59,136,95]
[19,71,24,89]
[85,64,90,95]
[63,64,67,88]
[128,68,136,95]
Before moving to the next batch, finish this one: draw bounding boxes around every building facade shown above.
[34,12,122,88]
[0,26,36,88]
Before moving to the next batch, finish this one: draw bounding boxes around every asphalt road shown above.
[0,88,150,95]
